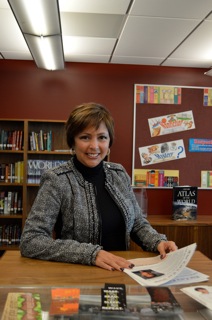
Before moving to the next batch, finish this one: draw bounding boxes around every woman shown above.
[20,102,177,271]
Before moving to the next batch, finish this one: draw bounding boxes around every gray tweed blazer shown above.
[20,158,167,265]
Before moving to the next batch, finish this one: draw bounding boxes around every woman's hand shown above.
[157,241,178,259]
[95,250,134,271]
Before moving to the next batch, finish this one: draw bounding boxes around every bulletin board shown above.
[132,84,212,187]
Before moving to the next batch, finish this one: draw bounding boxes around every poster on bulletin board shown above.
[132,84,212,187]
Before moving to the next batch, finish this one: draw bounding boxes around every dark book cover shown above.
[172,186,198,220]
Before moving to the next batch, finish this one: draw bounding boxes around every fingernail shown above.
[111,267,115,271]
[129,264,135,269]
[160,254,165,259]
[120,268,124,272]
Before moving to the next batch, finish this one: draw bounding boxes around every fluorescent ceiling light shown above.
[8,0,64,70]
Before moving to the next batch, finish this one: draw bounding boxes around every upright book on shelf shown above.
[172,186,198,220]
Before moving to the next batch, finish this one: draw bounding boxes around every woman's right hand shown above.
[95,250,134,271]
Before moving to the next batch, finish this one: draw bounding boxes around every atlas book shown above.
[172,186,198,220]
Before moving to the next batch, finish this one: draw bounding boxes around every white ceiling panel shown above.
[163,58,212,68]
[0,0,9,8]
[111,56,164,65]
[114,16,199,57]
[2,51,32,60]
[168,20,212,60]
[0,0,212,70]
[0,9,28,51]
[130,0,212,19]
[65,54,110,63]
[63,37,116,56]
[59,0,131,14]
[61,12,125,38]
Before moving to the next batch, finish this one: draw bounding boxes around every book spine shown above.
[4,196,8,214]
[0,191,5,214]
[7,191,12,214]
[13,192,18,214]
[148,170,155,187]
[201,171,208,188]
[207,171,212,188]
[158,170,164,187]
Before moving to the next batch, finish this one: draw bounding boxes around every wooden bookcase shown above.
[0,119,70,251]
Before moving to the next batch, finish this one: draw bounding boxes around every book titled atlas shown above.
[172,186,198,220]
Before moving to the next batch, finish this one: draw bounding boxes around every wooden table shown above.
[0,250,211,287]
[0,250,211,319]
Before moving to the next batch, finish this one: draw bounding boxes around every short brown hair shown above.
[66,102,114,148]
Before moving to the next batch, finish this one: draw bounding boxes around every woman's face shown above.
[74,121,110,167]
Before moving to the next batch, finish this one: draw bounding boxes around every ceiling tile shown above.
[163,58,212,68]
[63,36,116,55]
[111,56,164,65]
[0,0,9,9]
[168,20,212,61]
[59,0,131,14]
[65,54,110,63]
[114,16,199,57]
[61,12,125,38]
[0,9,28,51]
[130,0,212,19]
[2,51,32,60]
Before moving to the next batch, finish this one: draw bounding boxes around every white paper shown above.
[164,267,208,286]
[181,286,212,310]
[124,243,200,286]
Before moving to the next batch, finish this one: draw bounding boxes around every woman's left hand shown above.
[157,241,178,259]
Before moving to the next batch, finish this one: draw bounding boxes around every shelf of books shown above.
[134,168,179,188]
[0,119,71,251]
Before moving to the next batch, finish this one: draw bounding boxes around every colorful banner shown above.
[136,85,181,104]
[189,138,212,152]
[139,139,186,166]
[148,110,195,137]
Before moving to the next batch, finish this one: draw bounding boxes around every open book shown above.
[181,286,212,310]
[124,243,209,286]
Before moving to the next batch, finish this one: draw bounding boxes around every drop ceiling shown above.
[0,0,212,68]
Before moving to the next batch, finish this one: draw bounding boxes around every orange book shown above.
[50,288,80,316]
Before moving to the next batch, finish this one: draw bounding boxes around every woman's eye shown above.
[99,135,108,140]
[80,135,89,140]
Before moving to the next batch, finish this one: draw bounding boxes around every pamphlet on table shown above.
[124,243,209,286]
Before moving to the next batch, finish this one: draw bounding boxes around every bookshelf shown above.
[0,119,70,251]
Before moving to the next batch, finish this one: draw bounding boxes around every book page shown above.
[124,243,197,286]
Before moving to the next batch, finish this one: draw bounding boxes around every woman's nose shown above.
[89,138,99,148]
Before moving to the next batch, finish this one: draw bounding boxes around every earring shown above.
[70,148,75,155]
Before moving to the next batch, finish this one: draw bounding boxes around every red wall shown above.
[1,60,212,215]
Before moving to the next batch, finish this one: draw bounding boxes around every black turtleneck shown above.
[73,156,126,250]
